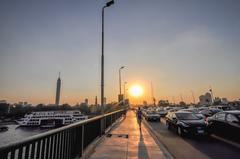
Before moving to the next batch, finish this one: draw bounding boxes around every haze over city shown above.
[0,0,240,105]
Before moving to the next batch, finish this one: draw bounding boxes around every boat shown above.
[16,110,88,127]
[0,125,8,132]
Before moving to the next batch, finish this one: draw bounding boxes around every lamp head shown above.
[106,0,114,7]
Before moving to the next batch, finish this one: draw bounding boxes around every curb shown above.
[143,119,174,159]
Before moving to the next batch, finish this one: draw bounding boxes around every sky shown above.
[0,0,240,105]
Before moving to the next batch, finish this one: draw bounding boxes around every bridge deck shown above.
[89,110,165,159]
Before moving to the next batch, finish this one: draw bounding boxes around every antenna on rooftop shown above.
[209,86,214,104]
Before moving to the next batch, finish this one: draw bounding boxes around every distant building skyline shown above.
[1,92,239,106]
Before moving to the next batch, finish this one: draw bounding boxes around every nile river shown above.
[0,124,50,147]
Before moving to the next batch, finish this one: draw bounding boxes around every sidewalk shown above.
[89,110,165,159]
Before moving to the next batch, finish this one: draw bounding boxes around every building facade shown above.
[199,92,212,105]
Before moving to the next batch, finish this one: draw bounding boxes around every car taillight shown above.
[205,117,209,124]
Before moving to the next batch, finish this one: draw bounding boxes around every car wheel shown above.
[204,133,211,139]
[177,126,184,137]
[207,125,213,134]
[166,122,170,129]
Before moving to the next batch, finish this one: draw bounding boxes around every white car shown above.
[145,111,161,122]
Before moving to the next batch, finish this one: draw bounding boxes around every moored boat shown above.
[16,110,88,127]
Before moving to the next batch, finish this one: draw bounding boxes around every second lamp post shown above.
[118,66,125,103]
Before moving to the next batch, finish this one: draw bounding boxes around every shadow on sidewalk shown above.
[138,126,150,159]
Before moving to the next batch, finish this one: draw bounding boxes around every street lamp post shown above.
[101,0,114,115]
[123,82,127,99]
[123,82,127,106]
[119,66,125,96]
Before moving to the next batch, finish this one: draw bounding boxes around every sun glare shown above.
[129,85,143,97]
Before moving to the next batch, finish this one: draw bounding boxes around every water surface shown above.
[0,124,50,147]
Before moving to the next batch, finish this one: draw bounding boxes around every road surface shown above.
[147,119,240,159]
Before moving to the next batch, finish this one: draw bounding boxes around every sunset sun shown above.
[129,85,143,97]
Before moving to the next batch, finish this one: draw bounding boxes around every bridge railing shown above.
[0,109,127,159]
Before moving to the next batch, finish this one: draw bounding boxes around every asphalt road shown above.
[147,119,240,159]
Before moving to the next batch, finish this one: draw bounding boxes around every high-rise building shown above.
[95,96,98,106]
[55,72,61,106]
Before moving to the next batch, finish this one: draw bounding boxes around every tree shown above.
[0,103,10,116]
[79,103,90,114]
[158,100,169,107]
[61,103,72,110]
[179,101,186,106]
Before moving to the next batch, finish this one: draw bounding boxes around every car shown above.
[144,111,161,122]
[166,111,208,136]
[158,110,168,117]
[180,108,205,119]
[210,105,231,111]
[156,108,168,117]
[198,107,209,111]
[199,108,222,117]
[207,110,240,143]
[181,108,199,113]
[141,109,147,115]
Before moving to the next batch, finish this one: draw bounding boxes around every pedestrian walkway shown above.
[89,110,165,159]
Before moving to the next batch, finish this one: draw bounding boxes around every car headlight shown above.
[179,121,190,127]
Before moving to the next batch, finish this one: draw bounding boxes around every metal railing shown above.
[0,109,127,159]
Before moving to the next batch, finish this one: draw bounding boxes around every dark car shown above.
[207,110,240,143]
[166,111,208,136]
[180,108,205,120]
[199,108,222,117]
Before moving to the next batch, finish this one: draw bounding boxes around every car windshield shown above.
[200,110,209,113]
[148,112,156,114]
[176,113,200,120]
[209,109,221,113]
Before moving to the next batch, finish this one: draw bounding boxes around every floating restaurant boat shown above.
[16,110,88,127]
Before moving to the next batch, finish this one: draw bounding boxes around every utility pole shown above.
[209,86,214,104]
[151,82,156,106]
